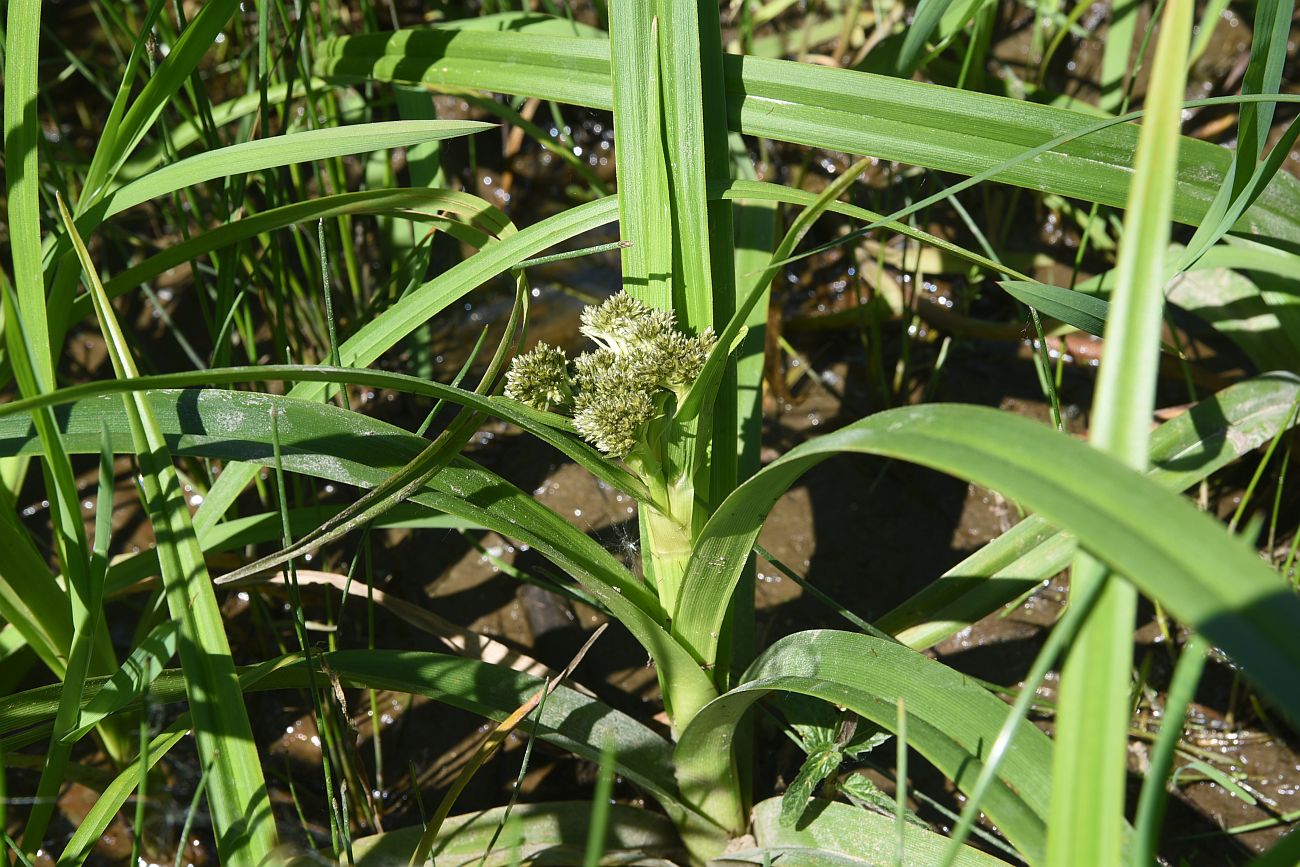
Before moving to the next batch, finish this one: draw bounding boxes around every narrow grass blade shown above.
[83,0,166,204]
[1099,0,1140,113]
[999,280,1108,336]
[1175,0,1295,272]
[897,0,959,74]
[57,202,278,863]
[938,569,1107,864]
[1048,0,1192,860]
[51,656,303,867]
[1132,635,1208,865]
[728,151,779,485]
[69,188,510,326]
[115,79,323,182]
[0,513,75,676]
[61,622,178,744]
[1177,114,1300,273]
[717,178,1031,282]
[3,95,107,837]
[55,721,190,867]
[679,160,873,425]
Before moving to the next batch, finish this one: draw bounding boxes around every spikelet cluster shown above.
[503,342,572,411]
[504,292,716,458]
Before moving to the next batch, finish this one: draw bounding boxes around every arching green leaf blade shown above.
[676,630,1056,862]
[671,404,1300,724]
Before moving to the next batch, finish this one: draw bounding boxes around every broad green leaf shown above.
[1074,242,1300,372]
[350,802,682,866]
[751,797,1008,867]
[721,137,779,721]
[805,374,1298,649]
[670,403,1300,725]
[727,155,779,487]
[609,2,674,310]
[779,748,843,827]
[712,849,876,866]
[653,0,725,333]
[432,10,607,38]
[1165,261,1300,372]
[0,365,647,507]
[676,630,1055,863]
[315,27,1300,245]
[4,0,48,380]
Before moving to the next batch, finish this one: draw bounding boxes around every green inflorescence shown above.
[504,291,716,459]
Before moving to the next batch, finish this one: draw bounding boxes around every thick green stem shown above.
[639,476,745,865]
[642,486,696,615]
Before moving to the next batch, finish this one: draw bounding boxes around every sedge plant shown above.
[4,1,1300,865]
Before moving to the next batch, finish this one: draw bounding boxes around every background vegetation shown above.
[2,0,1299,864]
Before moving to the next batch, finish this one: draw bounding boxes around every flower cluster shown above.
[504,292,716,458]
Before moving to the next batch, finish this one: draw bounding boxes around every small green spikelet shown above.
[506,292,715,458]
[503,341,573,411]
